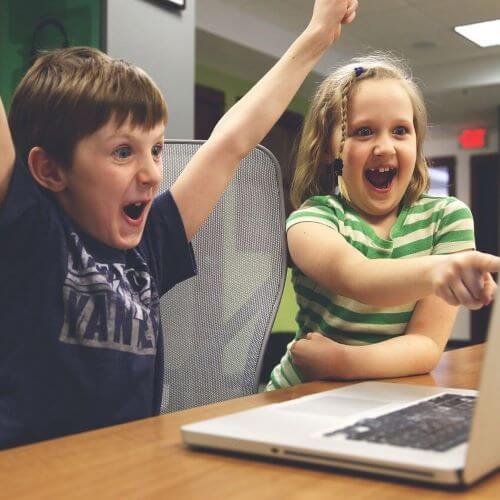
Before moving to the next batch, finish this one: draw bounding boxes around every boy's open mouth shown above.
[123,202,147,220]
[364,167,397,190]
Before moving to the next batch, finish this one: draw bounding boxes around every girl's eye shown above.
[114,146,131,160]
[393,126,408,135]
[355,127,372,137]
[152,144,163,160]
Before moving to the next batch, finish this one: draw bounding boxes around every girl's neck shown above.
[346,199,400,239]
[362,211,398,239]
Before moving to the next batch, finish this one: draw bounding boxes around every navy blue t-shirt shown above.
[0,158,196,449]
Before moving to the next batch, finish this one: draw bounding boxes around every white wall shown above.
[425,125,499,341]
[105,0,195,139]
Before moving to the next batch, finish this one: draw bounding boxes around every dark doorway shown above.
[261,109,303,217]
[470,153,500,343]
[195,84,225,140]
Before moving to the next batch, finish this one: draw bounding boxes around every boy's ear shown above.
[27,147,68,192]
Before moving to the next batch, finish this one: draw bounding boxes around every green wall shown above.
[196,64,309,116]
[196,63,302,334]
[271,269,299,333]
[0,0,102,109]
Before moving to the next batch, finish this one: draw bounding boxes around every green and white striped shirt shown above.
[266,194,475,391]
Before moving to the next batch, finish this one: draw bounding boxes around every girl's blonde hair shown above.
[290,53,430,210]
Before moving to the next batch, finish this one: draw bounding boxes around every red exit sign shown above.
[458,128,487,149]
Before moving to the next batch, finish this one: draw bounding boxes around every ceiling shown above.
[196,0,500,130]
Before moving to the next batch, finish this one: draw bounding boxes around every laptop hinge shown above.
[283,450,435,478]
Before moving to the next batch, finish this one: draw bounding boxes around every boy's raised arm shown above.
[171,0,358,241]
[0,97,16,209]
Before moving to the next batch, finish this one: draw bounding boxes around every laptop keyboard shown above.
[324,393,476,452]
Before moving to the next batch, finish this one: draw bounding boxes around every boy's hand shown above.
[307,0,358,46]
[431,251,500,309]
[291,332,347,380]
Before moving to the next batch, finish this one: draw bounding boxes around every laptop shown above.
[182,283,500,486]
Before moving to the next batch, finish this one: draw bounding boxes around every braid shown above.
[333,66,367,178]
[338,79,352,159]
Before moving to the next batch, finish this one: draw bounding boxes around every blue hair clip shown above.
[354,66,365,77]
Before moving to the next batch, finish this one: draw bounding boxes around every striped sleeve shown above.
[432,197,475,255]
[286,196,341,233]
[265,341,305,391]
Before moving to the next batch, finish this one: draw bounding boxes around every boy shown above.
[0,1,358,448]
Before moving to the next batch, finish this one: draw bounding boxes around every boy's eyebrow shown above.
[102,130,165,143]
[99,129,135,142]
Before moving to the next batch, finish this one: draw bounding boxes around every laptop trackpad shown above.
[283,394,390,417]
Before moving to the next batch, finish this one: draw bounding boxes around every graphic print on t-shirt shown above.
[59,233,159,355]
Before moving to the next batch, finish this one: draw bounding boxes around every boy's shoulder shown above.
[0,156,65,252]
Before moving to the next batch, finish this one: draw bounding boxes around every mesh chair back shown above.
[159,140,286,413]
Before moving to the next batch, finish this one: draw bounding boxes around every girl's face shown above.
[331,78,417,223]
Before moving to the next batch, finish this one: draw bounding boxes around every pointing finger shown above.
[476,253,500,273]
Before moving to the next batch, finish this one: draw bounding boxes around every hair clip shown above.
[332,158,343,176]
[354,66,365,77]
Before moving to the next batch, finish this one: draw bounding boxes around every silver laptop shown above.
[182,284,500,486]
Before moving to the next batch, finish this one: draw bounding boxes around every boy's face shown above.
[57,117,165,249]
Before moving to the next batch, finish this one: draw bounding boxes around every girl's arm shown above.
[288,222,500,309]
[0,97,16,208]
[291,295,458,381]
[170,0,358,241]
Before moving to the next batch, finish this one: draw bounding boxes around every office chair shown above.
[158,140,286,413]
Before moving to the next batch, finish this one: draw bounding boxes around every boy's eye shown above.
[393,126,409,135]
[114,146,131,160]
[354,127,372,137]
[152,143,163,159]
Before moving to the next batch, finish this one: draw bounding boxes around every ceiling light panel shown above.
[454,19,500,47]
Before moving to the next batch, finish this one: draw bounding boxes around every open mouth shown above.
[123,202,147,221]
[364,167,397,190]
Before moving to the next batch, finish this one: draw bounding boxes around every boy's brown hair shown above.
[9,46,168,168]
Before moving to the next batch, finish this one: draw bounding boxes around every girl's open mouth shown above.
[123,202,147,221]
[364,167,397,190]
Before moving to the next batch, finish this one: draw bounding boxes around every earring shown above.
[332,158,343,176]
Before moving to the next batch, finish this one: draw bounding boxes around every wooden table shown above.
[0,344,497,499]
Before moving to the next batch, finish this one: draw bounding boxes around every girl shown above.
[267,53,499,391]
